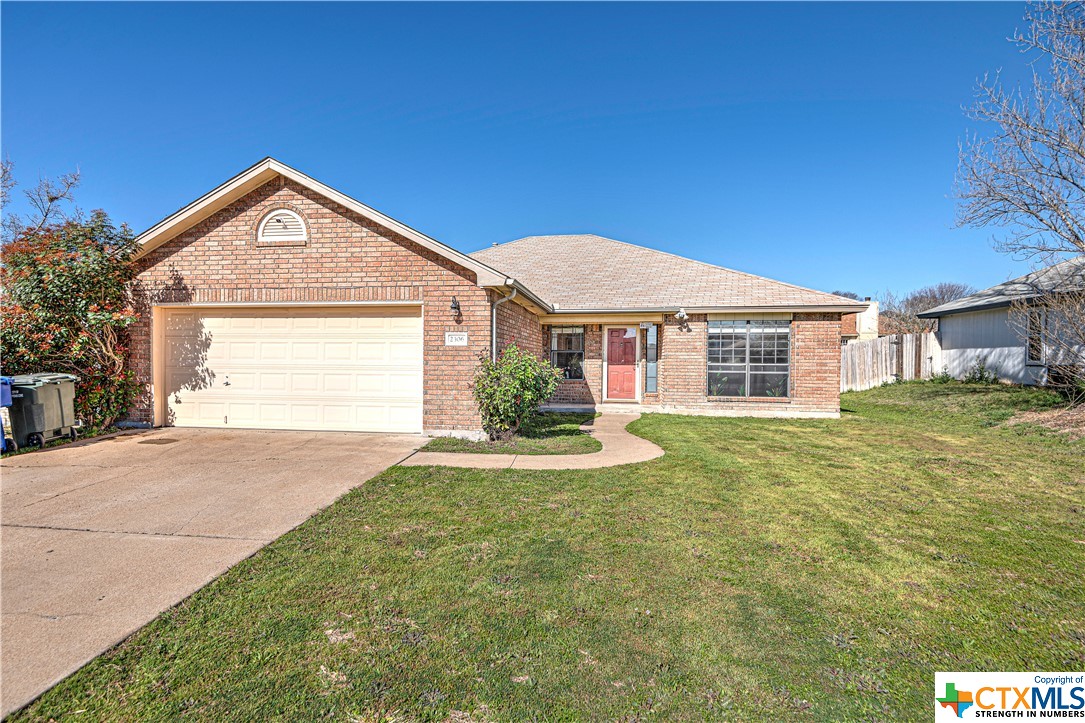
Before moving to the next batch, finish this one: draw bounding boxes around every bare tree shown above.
[0,159,15,214]
[1,159,81,243]
[957,1,1085,397]
[879,282,977,334]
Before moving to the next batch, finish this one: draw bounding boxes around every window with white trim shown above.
[707,320,790,398]
[550,326,584,379]
[257,209,308,245]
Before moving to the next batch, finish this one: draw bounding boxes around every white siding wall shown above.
[938,307,1045,385]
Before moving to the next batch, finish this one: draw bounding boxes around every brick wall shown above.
[540,324,603,405]
[658,313,708,405]
[129,176,491,432]
[656,312,841,415]
[790,313,843,411]
[841,311,857,337]
[494,298,543,358]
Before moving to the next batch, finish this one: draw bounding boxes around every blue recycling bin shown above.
[1,376,13,453]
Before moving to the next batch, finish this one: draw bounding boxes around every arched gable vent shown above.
[257,209,308,244]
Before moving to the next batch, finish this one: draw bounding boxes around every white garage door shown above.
[160,306,423,433]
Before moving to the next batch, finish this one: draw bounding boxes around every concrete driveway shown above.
[0,427,422,716]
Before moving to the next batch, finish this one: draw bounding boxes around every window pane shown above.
[708,332,745,364]
[646,324,658,393]
[707,319,790,398]
[555,334,582,352]
[552,350,584,379]
[749,372,788,398]
[552,328,583,351]
[708,365,745,396]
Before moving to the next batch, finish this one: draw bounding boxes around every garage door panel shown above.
[388,372,423,395]
[161,307,422,433]
[229,342,258,361]
[256,372,287,392]
[389,404,424,429]
[293,342,320,361]
[323,342,353,362]
[322,373,354,394]
[227,316,259,331]
[290,373,320,393]
[391,341,423,364]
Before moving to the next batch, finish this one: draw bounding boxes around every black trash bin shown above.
[8,373,82,448]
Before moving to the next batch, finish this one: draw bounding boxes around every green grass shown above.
[13,384,1084,722]
[421,413,602,455]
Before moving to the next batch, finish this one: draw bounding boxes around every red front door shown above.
[606,328,637,399]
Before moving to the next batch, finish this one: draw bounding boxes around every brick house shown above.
[127,158,867,437]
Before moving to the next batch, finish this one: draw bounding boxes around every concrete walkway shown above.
[399,413,664,469]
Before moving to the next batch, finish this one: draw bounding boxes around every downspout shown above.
[491,287,518,360]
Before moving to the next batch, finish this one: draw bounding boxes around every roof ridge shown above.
[482,233,858,305]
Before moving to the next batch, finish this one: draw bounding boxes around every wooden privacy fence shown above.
[840,332,941,392]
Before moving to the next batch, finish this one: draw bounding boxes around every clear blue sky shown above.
[2,2,1037,298]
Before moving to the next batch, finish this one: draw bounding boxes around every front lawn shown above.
[421,412,601,455]
[14,384,1084,721]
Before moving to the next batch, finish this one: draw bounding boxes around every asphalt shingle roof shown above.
[470,234,864,311]
[918,256,1085,318]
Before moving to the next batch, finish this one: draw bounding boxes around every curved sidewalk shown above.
[399,413,664,470]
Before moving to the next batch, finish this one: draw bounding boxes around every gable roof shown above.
[470,234,866,312]
[134,157,509,287]
[917,256,1085,318]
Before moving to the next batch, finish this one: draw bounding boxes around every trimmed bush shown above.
[472,345,563,441]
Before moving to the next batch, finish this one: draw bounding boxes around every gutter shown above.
[541,304,869,314]
[491,287,518,360]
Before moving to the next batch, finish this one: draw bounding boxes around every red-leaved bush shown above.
[1,211,140,428]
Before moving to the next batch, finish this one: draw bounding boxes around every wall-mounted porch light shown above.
[450,296,462,317]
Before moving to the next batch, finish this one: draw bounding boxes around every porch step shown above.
[541,403,646,415]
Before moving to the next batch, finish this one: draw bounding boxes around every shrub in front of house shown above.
[473,345,563,441]
[963,357,1000,385]
[0,212,140,429]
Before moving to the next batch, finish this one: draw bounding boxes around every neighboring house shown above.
[840,299,879,342]
[917,257,1085,385]
[127,158,866,438]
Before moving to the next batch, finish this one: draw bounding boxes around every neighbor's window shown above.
[256,208,308,245]
[1027,309,1045,364]
[551,326,584,379]
[707,320,790,398]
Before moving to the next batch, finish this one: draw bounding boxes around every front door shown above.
[606,327,637,400]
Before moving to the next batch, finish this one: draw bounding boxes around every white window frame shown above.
[550,325,585,380]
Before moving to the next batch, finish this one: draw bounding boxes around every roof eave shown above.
[486,278,554,314]
[545,303,868,314]
[918,299,1016,318]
